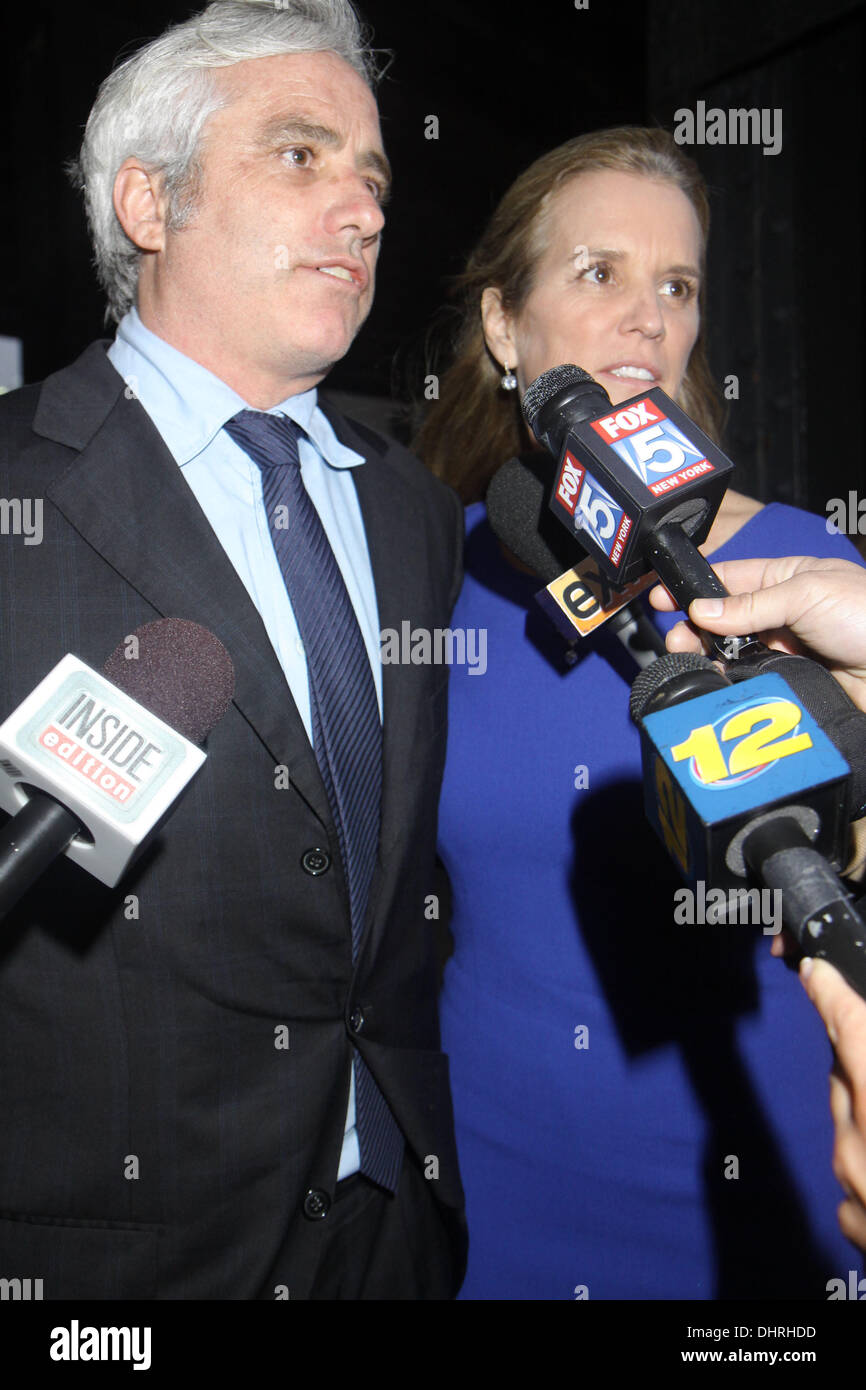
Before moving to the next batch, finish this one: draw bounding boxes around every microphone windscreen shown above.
[522,364,593,432]
[486,454,586,581]
[103,618,235,745]
[629,651,721,724]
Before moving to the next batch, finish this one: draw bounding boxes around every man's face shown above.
[143,51,389,401]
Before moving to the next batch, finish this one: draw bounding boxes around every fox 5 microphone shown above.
[486,452,665,667]
[520,364,760,655]
[0,618,234,918]
[631,651,866,1000]
[521,362,866,790]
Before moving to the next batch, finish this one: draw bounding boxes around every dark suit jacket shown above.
[0,341,466,1298]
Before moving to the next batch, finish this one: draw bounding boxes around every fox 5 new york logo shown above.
[555,452,633,568]
[591,398,713,497]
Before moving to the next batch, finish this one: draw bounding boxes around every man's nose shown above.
[325,173,385,242]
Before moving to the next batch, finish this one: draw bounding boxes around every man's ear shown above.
[481,286,518,371]
[113,158,167,252]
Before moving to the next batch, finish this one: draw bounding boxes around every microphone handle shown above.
[644,521,765,663]
[606,602,666,668]
[744,816,866,1002]
[0,794,83,921]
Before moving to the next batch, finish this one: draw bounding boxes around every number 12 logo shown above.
[671,698,812,786]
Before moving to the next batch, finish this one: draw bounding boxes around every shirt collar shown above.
[109,307,364,471]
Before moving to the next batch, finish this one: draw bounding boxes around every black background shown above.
[3,0,864,518]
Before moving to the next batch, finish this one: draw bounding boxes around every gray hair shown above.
[67,0,384,324]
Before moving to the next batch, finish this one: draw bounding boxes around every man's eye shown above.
[284,146,314,168]
[365,178,386,202]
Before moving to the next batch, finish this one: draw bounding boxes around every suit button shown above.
[349,1007,364,1034]
[301,848,331,876]
[303,1189,331,1220]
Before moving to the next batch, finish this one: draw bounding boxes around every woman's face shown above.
[482,169,703,407]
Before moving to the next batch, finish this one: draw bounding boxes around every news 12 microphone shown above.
[0,618,235,918]
[486,453,665,667]
[631,652,866,1000]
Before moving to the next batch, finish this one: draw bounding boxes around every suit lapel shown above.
[35,342,333,833]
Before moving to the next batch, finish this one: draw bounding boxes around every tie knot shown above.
[224,410,305,471]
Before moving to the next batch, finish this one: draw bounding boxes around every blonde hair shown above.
[414,126,723,502]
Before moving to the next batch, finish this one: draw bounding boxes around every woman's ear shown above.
[481,286,518,371]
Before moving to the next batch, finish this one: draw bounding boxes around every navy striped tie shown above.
[224,410,404,1192]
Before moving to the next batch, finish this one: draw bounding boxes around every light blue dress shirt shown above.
[108,307,380,1179]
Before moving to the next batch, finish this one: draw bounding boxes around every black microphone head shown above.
[486,455,587,581]
[630,651,728,724]
[522,364,611,457]
[522,364,595,430]
[103,618,235,745]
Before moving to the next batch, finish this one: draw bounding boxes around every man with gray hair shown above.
[0,0,465,1299]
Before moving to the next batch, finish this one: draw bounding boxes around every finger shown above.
[832,1123,866,1208]
[648,582,678,612]
[801,958,866,1096]
[771,928,799,959]
[829,1068,853,1128]
[837,1197,866,1252]
[664,619,706,654]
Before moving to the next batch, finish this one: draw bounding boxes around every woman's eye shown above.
[663,278,697,301]
[580,262,612,285]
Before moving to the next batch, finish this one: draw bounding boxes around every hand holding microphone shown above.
[652,548,866,1252]
[650,555,866,713]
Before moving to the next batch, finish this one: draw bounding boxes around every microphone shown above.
[0,619,234,917]
[630,651,866,1000]
[521,364,866,811]
[486,453,665,667]
[520,364,759,660]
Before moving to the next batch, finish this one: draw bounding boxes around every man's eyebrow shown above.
[257,114,392,192]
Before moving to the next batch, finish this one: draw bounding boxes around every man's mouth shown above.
[310,260,367,291]
[317,265,354,283]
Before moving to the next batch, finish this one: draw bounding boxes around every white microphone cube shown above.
[0,655,206,887]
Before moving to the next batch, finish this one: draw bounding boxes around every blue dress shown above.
[438,501,866,1299]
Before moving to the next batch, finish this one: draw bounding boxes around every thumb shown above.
[689,587,792,636]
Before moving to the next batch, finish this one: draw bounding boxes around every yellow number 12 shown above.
[671,699,812,784]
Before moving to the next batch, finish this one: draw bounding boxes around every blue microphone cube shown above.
[638,672,851,893]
